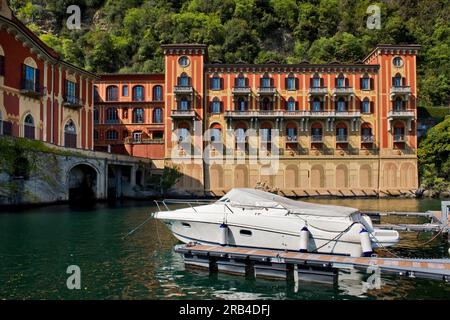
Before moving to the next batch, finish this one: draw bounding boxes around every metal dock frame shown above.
[175,244,450,284]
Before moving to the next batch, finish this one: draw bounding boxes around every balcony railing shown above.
[286,136,298,142]
[174,85,193,94]
[20,79,45,98]
[311,135,323,143]
[105,119,119,124]
[336,135,348,143]
[388,110,415,118]
[332,87,354,95]
[257,87,276,95]
[361,135,375,143]
[309,87,328,95]
[391,86,411,95]
[394,134,406,142]
[171,109,196,117]
[232,87,251,95]
[63,95,84,109]
[125,137,164,145]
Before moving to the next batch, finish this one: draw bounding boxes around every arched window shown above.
[177,124,190,142]
[106,108,118,124]
[209,123,222,142]
[106,130,118,140]
[24,114,35,139]
[260,73,272,88]
[235,73,246,88]
[312,98,322,112]
[132,131,142,143]
[361,98,371,114]
[236,97,247,111]
[178,72,190,86]
[22,59,39,92]
[336,97,346,112]
[311,123,323,142]
[211,98,221,113]
[311,73,321,88]
[286,97,296,111]
[153,85,163,101]
[261,97,272,111]
[64,120,77,148]
[106,86,118,101]
[286,123,297,142]
[336,73,346,88]
[153,108,162,124]
[235,127,247,144]
[393,73,403,87]
[210,73,221,90]
[336,123,348,142]
[179,97,190,110]
[132,108,144,123]
[93,108,99,124]
[361,74,370,90]
[394,97,404,111]
[132,85,145,101]
[286,73,296,90]
[393,123,405,143]
[361,123,373,142]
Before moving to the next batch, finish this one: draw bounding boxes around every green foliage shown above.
[10,0,450,106]
[159,165,182,195]
[418,117,450,192]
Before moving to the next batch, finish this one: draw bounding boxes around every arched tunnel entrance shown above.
[68,164,98,205]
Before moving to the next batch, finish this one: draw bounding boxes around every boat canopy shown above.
[218,188,358,217]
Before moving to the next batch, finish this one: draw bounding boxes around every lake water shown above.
[0,198,449,300]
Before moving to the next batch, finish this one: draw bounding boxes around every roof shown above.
[219,188,358,217]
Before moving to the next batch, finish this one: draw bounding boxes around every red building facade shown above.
[0,0,97,150]
[93,74,165,158]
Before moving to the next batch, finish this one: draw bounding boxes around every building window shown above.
[0,55,5,76]
[361,77,370,90]
[260,97,272,111]
[393,74,403,87]
[94,108,99,124]
[153,85,163,101]
[106,130,118,140]
[336,98,346,112]
[179,97,190,110]
[122,108,128,119]
[286,74,296,90]
[132,131,143,143]
[312,98,321,112]
[336,126,348,142]
[394,126,405,144]
[311,74,321,88]
[236,97,247,111]
[133,86,145,101]
[122,85,129,97]
[286,127,297,141]
[235,74,246,88]
[260,128,271,142]
[94,86,100,102]
[211,98,221,113]
[260,74,272,88]
[24,114,35,140]
[362,127,373,142]
[393,57,403,68]
[210,128,221,142]
[106,108,118,124]
[132,108,144,123]
[65,80,78,104]
[178,73,190,86]
[178,56,190,67]
[94,130,99,141]
[22,64,39,92]
[286,97,296,111]
[211,74,221,90]
[361,98,371,114]
[153,108,162,123]
[106,86,119,101]
[311,126,323,142]
[153,131,164,140]
[394,97,404,111]
[64,120,77,148]
[178,128,189,142]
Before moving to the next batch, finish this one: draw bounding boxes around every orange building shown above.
[0,0,98,150]
[93,74,165,158]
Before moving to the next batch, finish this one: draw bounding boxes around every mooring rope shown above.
[122,214,154,240]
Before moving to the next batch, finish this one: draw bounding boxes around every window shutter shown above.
[245,77,249,87]
[334,77,337,87]
[320,78,324,87]
[295,78,299,90]
[309,77,313,87]
[220,78,224,90]
[359,78,363,90]
[284,78,288,90]
[345,78,349,87]
[370,78,374,90]
[35,68,40,92]
[21,63,26,88]
[392,77,395,86]
[370,101,375,113]
[295,101,299,110]
[0,56,4,76]
[220,101,224,113]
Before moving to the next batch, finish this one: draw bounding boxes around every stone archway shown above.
[67,163,99,204]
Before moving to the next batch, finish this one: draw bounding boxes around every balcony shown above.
[174,85,193,95]
[171,109,196,118]
[388,109,415,118]
[334,111,361,118]
[224,110,255,118]
[257,87,276,95]
[336,135,348,143]
[63,96,84,109]
[391,86,411,97]
[332,87,354,96]
[232,86,251,95]
[394,134,406,142]
[308,110,334,118]
[311,135,323,143]
[309,87,328,95]
[361,135,375,143]
[286,136,298,143]
[283,110,309,118]
[125,137,164,145]
[20,80,45,99]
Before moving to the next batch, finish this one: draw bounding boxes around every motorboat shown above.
[153,188,399,257]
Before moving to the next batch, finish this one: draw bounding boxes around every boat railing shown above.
[154,199,234,214]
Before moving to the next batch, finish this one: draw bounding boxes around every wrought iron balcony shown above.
[63,95,84,109]
[257,86,276,95]
[391,86,411,96]
[334,111,361,118]
[361,135,375,143]
[394,134,406,142]
[232,86,251,95]
[309,87,328,95]
[332,87,354,96]
[388,110,415,118]
[20,79,45,98]
[336,135,348,143]
[311,135,323,143]
[174,85,193,94]
[171,108,196,118]
[224,110,255,118]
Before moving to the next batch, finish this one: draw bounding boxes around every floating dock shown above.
[175,244,450,284]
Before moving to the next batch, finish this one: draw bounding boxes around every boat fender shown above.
[359,228,373,257]
[299,227,309,253]
[219,223,228,246]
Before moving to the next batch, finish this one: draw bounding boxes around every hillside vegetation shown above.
[8,0,450,107]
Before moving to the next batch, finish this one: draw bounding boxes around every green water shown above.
[0,198,449,300]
